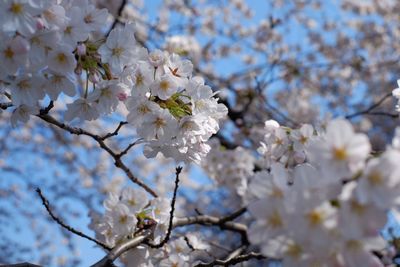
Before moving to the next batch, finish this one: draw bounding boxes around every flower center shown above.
[135,73,144,86]
[350,200,365,215]
[367,171,383,186]
[4,47,14,59]
[64,26,72,35]
[154,117,166,128]
[138,104,151,114]
[286,243,302,259]
[57,53,67,64]
[159,80,170,91]
[119,215,127,225]
[128,199,136,206]
[332,146,347,161]
[346,240,361,251]
[267,210,283,228]
[299,135,308,144]
[112,47,123,57]
[17,80,30,90]
[306,210,323,226]
[10,3,23,14]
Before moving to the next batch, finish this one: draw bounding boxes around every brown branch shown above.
[0,263,43,267]
[90,230,152,267]
[173,215,248,243]
[346,92,393,119]
[35,188,111,251]
[195,251,266,267]
[0,102,12,110]
[39,101,54,115]
[37,114,158,197]
[106,0,127,37]
[90,212,248,266]
[147,166,182,248]
[365,111,399,118]
[219,207,247,224]
[117,138,142,158]
[100,121,128,140]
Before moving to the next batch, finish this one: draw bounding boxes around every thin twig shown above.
[365,111,399,118]
[35,188,111,250]
[195,246,247,267]
[39,101,54,115]
[106,0,127,37]
[346,92,393,119]
[195,251,266,267]
[0,102,12,110]
[147,166,183,248]
[173,215,248,242]
[219,207,247,224]
[37,114,158,197]
[0,263,43,267]
[117,138,142,158]
[100,121,128,140]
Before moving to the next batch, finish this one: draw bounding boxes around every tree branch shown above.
[117,138,142,158]
[0,102,12,110]
[173,215,248,242]
[35,188,111,251]
[90,230,152,267]
[0,263,43,267]
[106,0,127,37]
[195,251,266,267]
[100,121,128,140]
[219,207,247,224]
[37,114,158,197]
[147,166,182,248]
[346,92,394,119]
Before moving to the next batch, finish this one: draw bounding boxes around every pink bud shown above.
[10,36,30,54]
[36,18,46,30]
[76,43,86,56]
[89,72,100,83]
[293,151,306,164]
[74,64,82,75]
[148,49,165,67]
[117,91,128,101]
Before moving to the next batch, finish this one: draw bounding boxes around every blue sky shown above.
[1,1,399,266]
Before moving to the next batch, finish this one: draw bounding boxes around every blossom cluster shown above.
[246,118,400,266]
[89,188,211,267]
[0,0,227,164]
[202,138,255,197]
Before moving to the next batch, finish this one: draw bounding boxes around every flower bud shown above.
[36,18,46,30]
[117,91,128,101]
[76,43,87,56]
[148,49,165,67]
[89,71,100,83]
[293,151,306,164]
[11,36,30,54]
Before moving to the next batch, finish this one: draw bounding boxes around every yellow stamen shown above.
[159,80,170,91]
[119,215,127,225]
[4,47,14,59]
[268,210,283,228]
[154,117,166,128]
[57,53,67,63]
[306,210,323,226]
[332,146,347,161]
[112,47,123,57]
[367,171,383,186]
[286,243,302,258]
[10,3,23,14]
